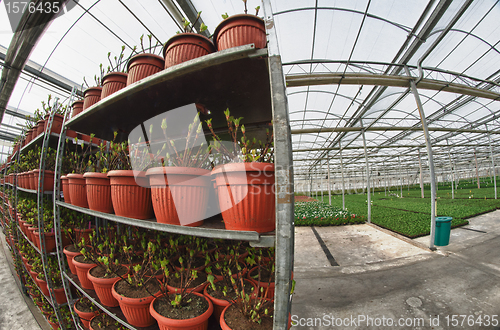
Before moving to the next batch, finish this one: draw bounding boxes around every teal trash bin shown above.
[434,216,452,246]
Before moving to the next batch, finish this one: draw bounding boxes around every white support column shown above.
[360,119,371,223]
[418,151,425,198]
[406,66,437,250]
[486,125,497,199]
[474,149,480,189]
[340,141,346,210]
[446,139,454,199]
[398,156,403,197]
[327,154,332,205]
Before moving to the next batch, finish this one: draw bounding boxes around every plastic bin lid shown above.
[436,216,453,222]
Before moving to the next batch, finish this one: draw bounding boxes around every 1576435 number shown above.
[4,2,60,14]
[445,315,498,327]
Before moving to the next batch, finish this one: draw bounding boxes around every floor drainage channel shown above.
[311,226,339,266]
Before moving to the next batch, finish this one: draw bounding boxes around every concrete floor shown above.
[292,210,500,329]
[0,231,44,330]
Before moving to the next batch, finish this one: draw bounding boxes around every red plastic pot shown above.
[111,279,160,327]
[67,173,89,208]
[72,256,96,290]
[52,287,67,304]
[28,170,36,190]
[35,276,50,297]
[205,279,256,324]
[214,14,267,51]
[146,167,211,226]
[247,266,275,299]
[33,169,54,192]
[34,231,56,253]
[150,292,213,330]
[71,100,84,118]
[212,163,275,233]
[63,246,81,275]
[74,298,99,329]
[163,33,215,68]
[126,53,164,85]
[87,265,127,307]
[107,170,153,219]
[61,175,71,204]
[36,119,45,136]
[83,86,102,110]
[84,172,113,213]
[100,72,128,100]
[44,113,64,134]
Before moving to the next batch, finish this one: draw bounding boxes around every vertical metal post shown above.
[486,125,497,199]
[446,139,454,199]
[339,142,345,210]
[406,66,437,250]
[360,119,371,223]
[262,1,294,328]
[383,161,387,196]
[474,149,480,189]
[398,156,403,197]
[320,175,323,201]
[418,151,425,198]
[327,154,331,205]
[407,168,410,192]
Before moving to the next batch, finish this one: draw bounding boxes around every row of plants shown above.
[317,184,500,237]
[61,219,278,329]
[60,108,276,234]
[74,0,267,117]
[294,201,364,227]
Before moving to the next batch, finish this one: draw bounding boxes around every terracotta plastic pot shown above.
[100,72,128,100]
[74,227,94,245]
[33,169,54,192]
[71,100,84,118]
[126,53,164,85]
[61,175,71,204]
[163,33,215,68]
[63,246,80,275]
[44,113,64,134]
[52,287,67,304]
[87,265,128,308]
[28,170,36,190]
[146,167,211,226]
[83,86,102,110]
[74,298,99,329]
[35,276,50,296]
[86,271,116,307]
[47,319,60,330]
[25,129,33,144]
[84,172,113,213]
[204,279,256,324]
[107,170,153,219]
[36,120,45,136]
[34,231,56,253]
[67,173,89,208]
[111,279,160,327]
[72,256,96,290]
[212,163,275,233]
[150,292,213,330]
[214,14,267,51]
[247,266,275,299]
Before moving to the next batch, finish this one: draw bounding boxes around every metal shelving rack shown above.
[6,108,70,329]
[50,1,293,329]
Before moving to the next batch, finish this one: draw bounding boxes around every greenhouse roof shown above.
[1,0,499,178]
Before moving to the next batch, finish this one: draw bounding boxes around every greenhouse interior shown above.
[0,0,499,329]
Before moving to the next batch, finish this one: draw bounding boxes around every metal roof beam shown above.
[286,73,500,101]
[291,126,500,135]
